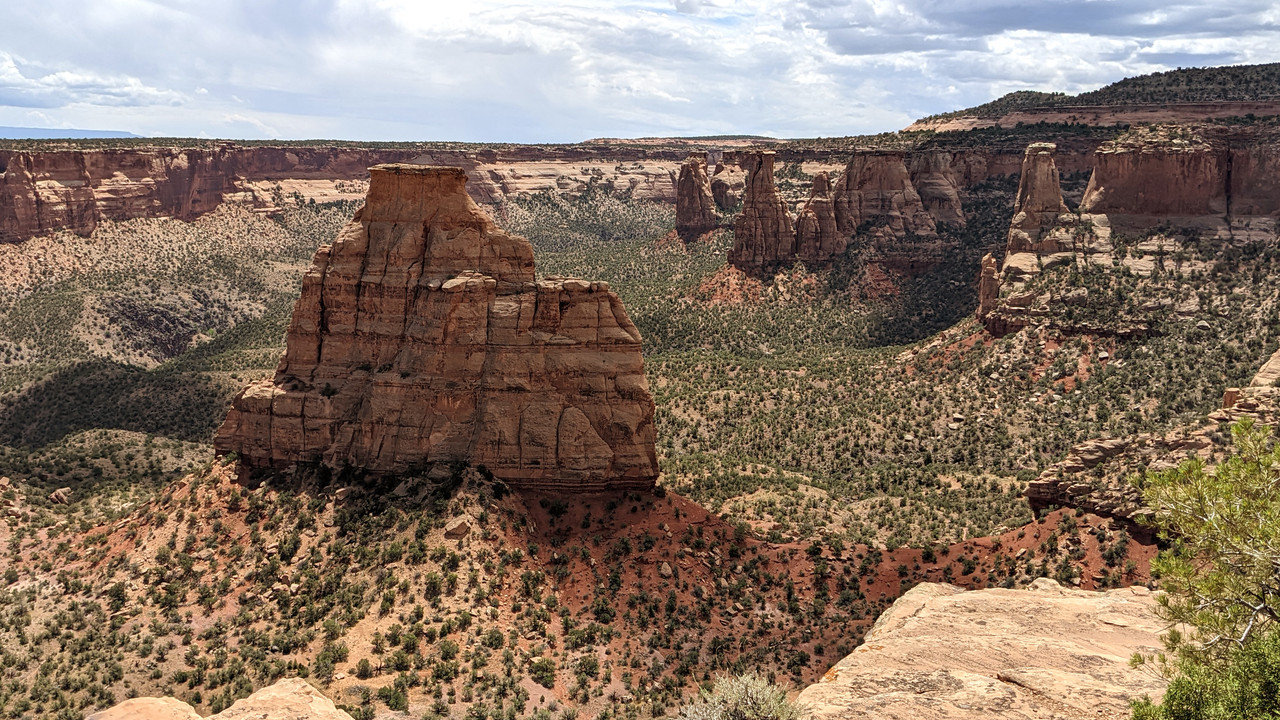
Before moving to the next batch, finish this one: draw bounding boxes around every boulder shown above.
[90,678,352,720]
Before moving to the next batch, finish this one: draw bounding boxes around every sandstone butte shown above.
[797,579,1166,720]
[214,164,658,492]
[978,127,1280,337]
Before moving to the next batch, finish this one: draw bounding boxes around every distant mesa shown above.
[0,125,140,139]
[215,163,659,492]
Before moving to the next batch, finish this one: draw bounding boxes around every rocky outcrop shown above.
[1080,137,1226,219]
[908,150,966,227]
[1079,125,1280,225]
[832,152,936,238]
[794,172,843,263]
[797,580,1165,720]
[728,152,795,271]
[976,253,1000,319]
[1006,143,1071,254]
[1026,348,1280,530]
[215,164,658,492]
[710,163,746,210]
[90,678,352,720]
[675,154,719,239]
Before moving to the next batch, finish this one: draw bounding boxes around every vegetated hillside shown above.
[2,163,1276,551]
[0,196,353,501]
[921,62,1280,123]
[0,452,1151,719]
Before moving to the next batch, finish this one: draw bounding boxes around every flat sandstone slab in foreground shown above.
[797,579,1166,720]
[89,678,352,720]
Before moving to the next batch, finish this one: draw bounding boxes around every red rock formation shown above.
[832,152,936,238]
[1007,143,1071,253]
[728,152,795,271]
[976,253,1000,319]
[1080,139,1226,219]
[908,150,966,227]
[0,144,693,243]
[215,164,658,491]
[1230,143,1280,217]
[675,153,718,240]
[710,163,746,210]
[794,172,843,263]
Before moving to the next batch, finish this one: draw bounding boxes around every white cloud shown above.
[0,0,1277,140]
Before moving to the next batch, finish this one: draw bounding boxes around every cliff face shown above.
[728,152,795,271]
[794,172,843,263]
[675,153,718,239]
[1080,140,1227,218]
[1079,125,1280,223]
[0,145,689,243]
[214,164,658,492]
[832,151,937,238]
[907,150,966,227]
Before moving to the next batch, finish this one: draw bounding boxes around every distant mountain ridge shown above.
[918,62,1280,125]
[0,125,140,139]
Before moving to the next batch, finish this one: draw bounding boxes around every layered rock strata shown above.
[1026,347,1280,531]
[0,145,689,243]
[675,153,718,239]
[728,152,796,271]
[794,172,843,263]
[832,151,937,238]
[798,580,1165,720]
[214,164,658,491]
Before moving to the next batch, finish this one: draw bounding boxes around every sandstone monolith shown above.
[215,164,658,492]
[728,152,794,271]
[675,154,719,240]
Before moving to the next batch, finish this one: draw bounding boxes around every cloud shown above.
[0,0,1277,140]
[0,52,186,109]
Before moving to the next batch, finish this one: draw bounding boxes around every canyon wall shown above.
[0,144,688,243]
[979,127,1280,337]
[214,164,658,492]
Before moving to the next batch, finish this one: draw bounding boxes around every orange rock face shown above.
[214,164,658,492]
[1007,143,1071,253]
[794,172,843,263]
[728,151,795,271]
[1080,141,1226,218]
[908,150,966,227]
[832,151,936,238]
[675,154,718,240]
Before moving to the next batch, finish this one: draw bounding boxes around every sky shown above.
[1,0,1278,143]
